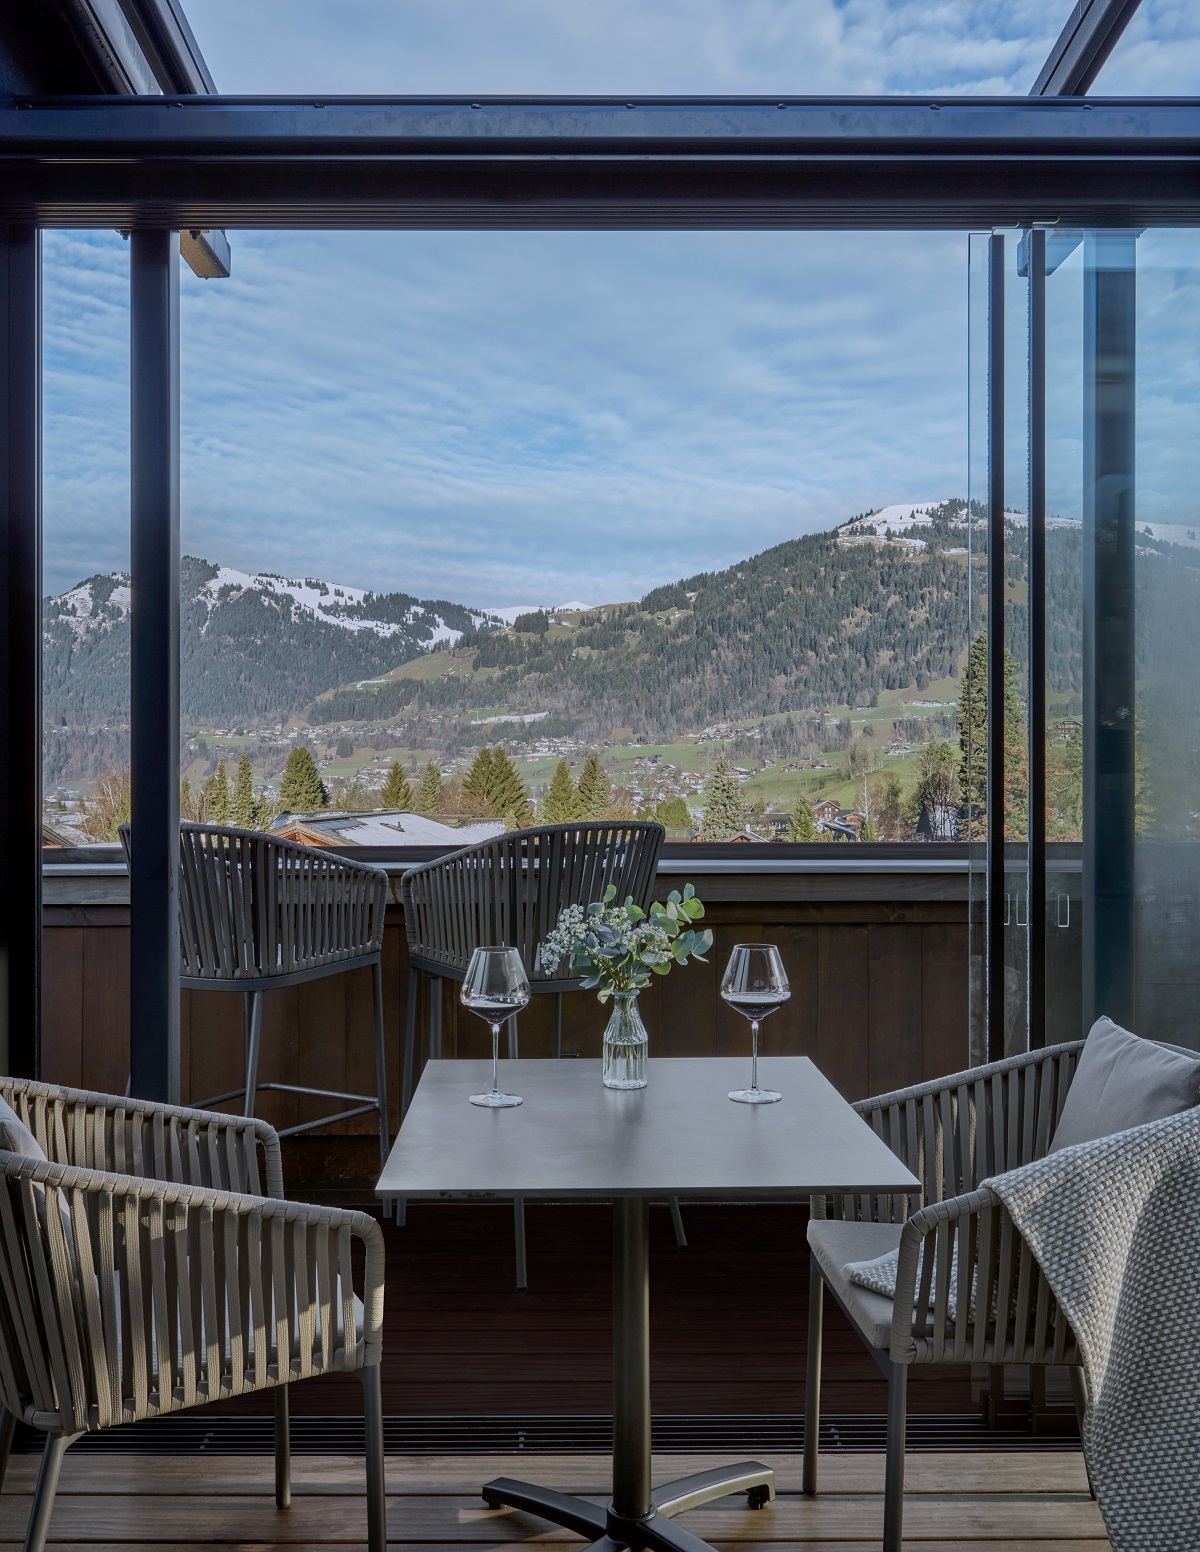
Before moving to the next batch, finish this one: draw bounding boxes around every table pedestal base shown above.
[482,1462,776,1552]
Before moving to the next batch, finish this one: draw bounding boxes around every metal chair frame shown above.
[120,823,391,1165]
[400,820,685,1283]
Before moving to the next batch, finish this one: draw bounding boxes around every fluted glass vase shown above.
[602,991,648,1090]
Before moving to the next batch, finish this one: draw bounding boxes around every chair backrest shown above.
[401,820,666,983]
[120,822,388,984]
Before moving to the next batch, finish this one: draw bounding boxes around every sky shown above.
[41,1,1200,606]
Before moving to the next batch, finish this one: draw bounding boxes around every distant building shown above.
[270,810,505,848]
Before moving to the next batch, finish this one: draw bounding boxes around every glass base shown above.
[603,1074,648,1091]
[728,1087,782,1104]
[470,1091,523,1108]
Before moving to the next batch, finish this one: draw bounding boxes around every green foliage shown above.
[279,745,327,811]
[513,610,550,634]
[179,775,196,823]
[232,753,256,828]
[577,751,612,819]
[958,629,1025,840]
[201,760,231,825]
[416,760,443,813]
[787,794,819,842]
[335,735,354,759]
[461,746,495,809]
[539,882,712,1000]
[653,796,693,829]
[699,756,744,841]
[381,759,414,809]
[909,741,960,839]
[538,759,584,824]
[462,744,533,826]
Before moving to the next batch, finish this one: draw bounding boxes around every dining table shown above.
[376,1054,920,1552]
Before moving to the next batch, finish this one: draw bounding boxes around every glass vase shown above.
[602,992,648,1090]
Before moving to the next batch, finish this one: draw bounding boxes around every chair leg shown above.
[360,1365,387,1552]
[513,1197,527,1290]
[244,990,264,1119]
[803,1262,823,1495]
[1069,1365,1097,1499]
[372,959,394,1221]
[668,1197,687,1249]
[552,992,563,1059]
[402,968,418,1119]
[0,1407,15,1492]
[23,1432,73,1552]
[507,1013,519,1060]
[274,1384,291,1510]
[429,975,442,1059]
[883,1363,908,1552]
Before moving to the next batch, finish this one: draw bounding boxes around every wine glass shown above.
[461,946,530,1108]
[720,943,790,1104]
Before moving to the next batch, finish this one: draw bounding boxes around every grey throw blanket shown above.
[986,1108,1200,1552]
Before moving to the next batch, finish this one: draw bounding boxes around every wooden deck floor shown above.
[0,1450,1109,1549]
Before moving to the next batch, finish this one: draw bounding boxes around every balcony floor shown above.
[0,1449,1109,1549]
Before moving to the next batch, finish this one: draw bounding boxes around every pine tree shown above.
[232,753,256,828]
[417,761,443,813]
[787,793,818,841]
[461,746,496,813]
[577,751,611,818]
[179,775,196,823]
[538,759,583,823]
[653,796,692,829]
[699,756,744,841]
[381,760,414,810]
[252,792,275,830]
[202,759,231,825]
[485,746,534,827]
[958,629,1025,840]
[279,745,327,811]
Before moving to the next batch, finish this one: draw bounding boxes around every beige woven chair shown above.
[804,1040,1088,1552]
[0,1079,386,1552]
[401,820,680,1285]
[119,823,391,1173]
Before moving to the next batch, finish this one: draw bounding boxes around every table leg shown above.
[481,1194,775,1552]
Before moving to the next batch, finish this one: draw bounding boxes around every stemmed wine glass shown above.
[461,946,530,1108]
[720,943,790,1104]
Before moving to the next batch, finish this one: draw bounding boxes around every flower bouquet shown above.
[539,883,712,1088]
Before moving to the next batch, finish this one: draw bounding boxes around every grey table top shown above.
[376,1057,919,1201]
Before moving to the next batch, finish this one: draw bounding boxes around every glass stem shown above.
[490,1022,501,1095]
[751,1020,760,1092]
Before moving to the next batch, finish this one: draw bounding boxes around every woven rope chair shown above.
[401,820,681,1284]
[804,1039,1089,1552]
[0,1079,386,1552]
[119,823,391,1171]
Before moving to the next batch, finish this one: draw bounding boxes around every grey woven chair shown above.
[0,1078,386,1552]
[401,820,682,1284]
[120,823,391,1170]
[804,1040,1089,1552]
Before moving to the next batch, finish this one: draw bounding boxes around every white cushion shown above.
[1050,1017,1200,1153]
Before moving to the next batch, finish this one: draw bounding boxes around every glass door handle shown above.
[1056,893,1071,928]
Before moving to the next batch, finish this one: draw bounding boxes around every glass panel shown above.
[966,232,990,1064]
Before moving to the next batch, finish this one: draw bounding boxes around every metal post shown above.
[986,232,1007,1064]
[1027,229,1047,1049]
[612,1194,651,1524]
[0,223,42,1079]
[1082,231,1136,1031]
[129,230,181,1103]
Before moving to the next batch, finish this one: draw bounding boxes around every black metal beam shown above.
[1,97,1200,229]
[128,228,180,1103]
[1032,0,1143,98]
[0,224,41,1079]
[1027,230,1048,1050]
[1081,231,1137,1032]
[986,234,1007,1065]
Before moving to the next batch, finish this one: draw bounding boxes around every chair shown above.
[804,1040,1088,1552]
[0,1079,386,1552]
[401,820,683,1284]
[120,823,391,1182]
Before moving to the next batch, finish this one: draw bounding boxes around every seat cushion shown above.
[1050,1016,1200,1152]
[807,1219,904,1350]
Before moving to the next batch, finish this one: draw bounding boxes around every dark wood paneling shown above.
[816,925,870,1100]
[867,923,923,1098]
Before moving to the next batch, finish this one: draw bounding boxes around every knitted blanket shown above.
[986,1108,1200,1552]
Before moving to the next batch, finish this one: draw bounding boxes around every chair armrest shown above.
[887,1183,1076,1369]
[0,1079,284,1199]
[0,1152,384,1435]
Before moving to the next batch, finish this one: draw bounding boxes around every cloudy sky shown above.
[41,1,1200,604]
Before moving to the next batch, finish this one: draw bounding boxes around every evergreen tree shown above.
[381,759,414,810]
[417,760,443,813]
[787,793,819,841]
[232,753,256,828]
[538,759,583,824]
[699,756,744,841]
[279,745,327,811]
[958,629,1025,840]
[653,796,692,829]
[461,746,496,812]
[577,751,611,818]
[179,774,196,823]
[252,791,275,830]
[202,759,231,825]
[485,746,534,827]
